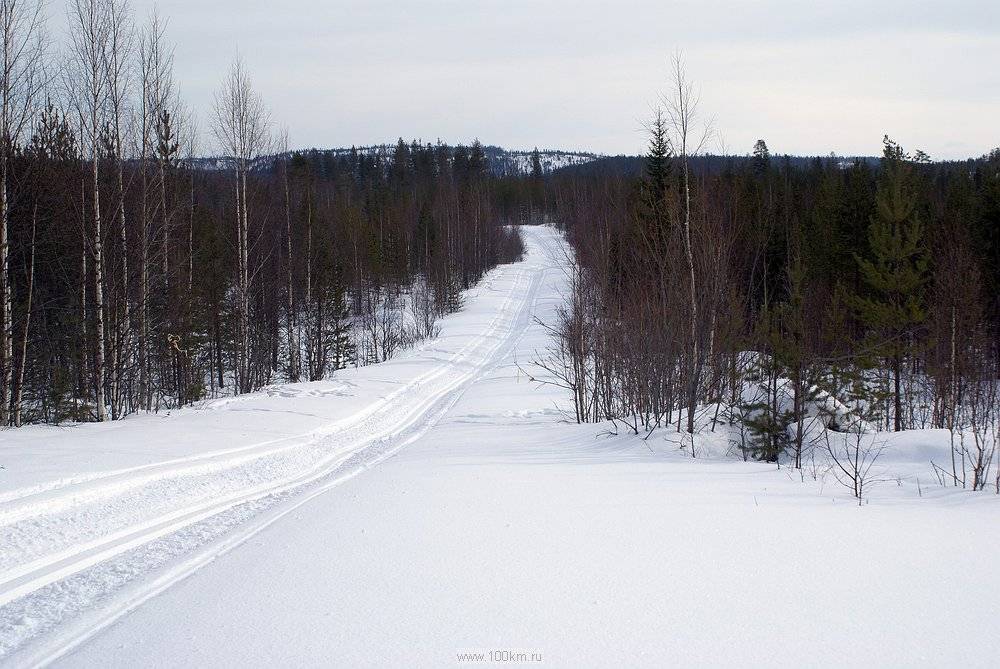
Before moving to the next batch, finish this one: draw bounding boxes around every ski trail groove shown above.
[0,268,529,604]
[0,227,560,664]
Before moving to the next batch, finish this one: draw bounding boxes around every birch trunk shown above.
[13,204,35,426]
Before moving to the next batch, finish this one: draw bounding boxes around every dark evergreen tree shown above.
[752,139,770,174]
[851,137,929,431]
[530,147,543,180]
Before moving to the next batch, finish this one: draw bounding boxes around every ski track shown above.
[0,226,562,666]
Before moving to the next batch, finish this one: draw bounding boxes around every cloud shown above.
[58,0,1000,158]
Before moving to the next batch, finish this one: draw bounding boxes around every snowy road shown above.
[1,225,999,668]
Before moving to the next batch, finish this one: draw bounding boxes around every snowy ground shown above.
[0,225,998,668]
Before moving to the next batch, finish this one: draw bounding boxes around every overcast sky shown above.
[63,0,1000,158]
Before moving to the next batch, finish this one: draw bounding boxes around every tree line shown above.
[0,0,522,426]
[540,56,1000,494]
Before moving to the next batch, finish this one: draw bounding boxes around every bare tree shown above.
[67,0,111,421]
[964,341,998,491]
[824,423,889,506]
[136,8,171,409]
[279,128,299,381]
[0,0,45,425]
[102,0,134,419]
[359,281,404,365]
[663,51,712,441]
[211,54,270,393]
[178,99,196,293]
[408,273,440,343]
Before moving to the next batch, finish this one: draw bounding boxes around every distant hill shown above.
[186,144,899,178]
[189,143,1000,178]
[552,154,883,178]
[188,144,602,176]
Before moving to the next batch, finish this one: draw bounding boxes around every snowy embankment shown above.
[1,225,998,668]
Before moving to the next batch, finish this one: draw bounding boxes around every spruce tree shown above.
[529,148,544,220]
[634,110,672,272]
[530,147,543,180]
[644,111,671,215]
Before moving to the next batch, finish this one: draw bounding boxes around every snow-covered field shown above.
[0,226,997,668]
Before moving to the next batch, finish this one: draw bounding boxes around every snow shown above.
[0,225,998,668]
[498,149,599,175]
[223,145,602,177]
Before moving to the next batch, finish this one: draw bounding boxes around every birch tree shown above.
[279,128,299,381]
[67,0,111,421]
[136,8,170,409]
[0,0,45,426]
[211,55,270,393]
[664,51,712,441]
[102,0,133,418]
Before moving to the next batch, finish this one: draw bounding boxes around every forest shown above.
[0,0,523,426]
[539,61,1000,495]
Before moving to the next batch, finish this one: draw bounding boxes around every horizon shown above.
[39,0,1000,161]
[197,142,987,164]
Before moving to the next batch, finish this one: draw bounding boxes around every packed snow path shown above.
[1,225,998,667]
[0,227,558,664]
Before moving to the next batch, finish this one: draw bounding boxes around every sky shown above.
[58,1,1000,159]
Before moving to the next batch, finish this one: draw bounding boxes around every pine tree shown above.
[752,139,770,174]
[852,136,928,431]
[772,252,822,467]
[741,306,793,463]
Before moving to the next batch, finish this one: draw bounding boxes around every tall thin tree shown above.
[68,0,111,421]
[664,51,712,441]
[211,55,270,393]
[0,0,45,425]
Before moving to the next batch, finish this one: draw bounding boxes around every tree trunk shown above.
[14,206,36,427]
[893,352,902,432]
[92,151,108,422]
[682,157,699,442]
[116,155,129,416]
[0,157,11,426]
[283,162,297,382]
